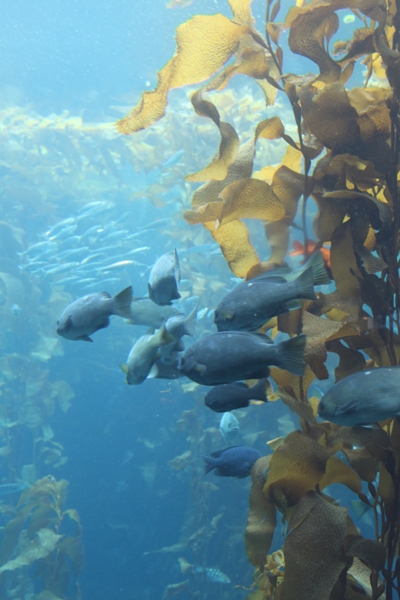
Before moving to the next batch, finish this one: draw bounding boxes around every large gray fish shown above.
[165,305,197,338]
[57,286,133,342]
[122,326,175,385]
[129,297,183,328]
[148,249,181,305]
[214,251,330,332]
[179,332,306,385]
[318,367,400,427]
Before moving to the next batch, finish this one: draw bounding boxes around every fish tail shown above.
[276,334,306,376]
[251,379,268,402]
[158,324,176,346]
[304,250,331,286]
[202,456,217,475]
[184,306,197,336]
[112,286,133,318]
[295,267,316,300]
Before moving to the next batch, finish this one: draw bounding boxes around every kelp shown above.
[0,476,83,598]
[119,0,400,597]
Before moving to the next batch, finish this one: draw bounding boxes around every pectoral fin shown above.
[78,335,93,342]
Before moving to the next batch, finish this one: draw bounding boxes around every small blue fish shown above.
[203,446,262,478]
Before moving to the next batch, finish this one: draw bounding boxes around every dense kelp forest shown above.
[118,0,400,598]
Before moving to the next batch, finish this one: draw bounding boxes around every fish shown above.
[178,332,306,385]
[214,251,329,332]
[317,367,400,426]
[129,297,183,328]
[219,412,239,442]
[205,380,267,413]
[45,217,76,237]
[56,285,133,342]
[159,337,185,365]
[122,325,176,385]
[194,565,230,584]
[98,260,137,271]
[148,249,181,305]
[165,305,197,338]
[162,149,184,167]
[0,481,31,496]
[290,240,331,269]
[202,446,262,478]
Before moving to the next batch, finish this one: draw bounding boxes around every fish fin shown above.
[78,335,93,342]
[64,315,73,331]
[304,250,331,286]
[113,286,133,319]
[210,446,239,458]
[202,455,217,475]
[147,364,159,379]
[250,379,268,402]
[335,399,358,415]
[184,305,197,336]
[100,291,112,298]
[120,363,129,375]
[158,324,176,346]
[289,240,304,256]
[276,335,306,376]
[148,283,154,302]
[295,267,316,300]
[285,299,303,311]
[174,248,181,285]
[193,362,207,374]
[232,382,248,388]
[98,318,110,330]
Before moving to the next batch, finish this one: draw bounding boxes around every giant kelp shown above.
[120,0,400,597]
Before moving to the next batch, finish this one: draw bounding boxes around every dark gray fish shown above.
[205,379,267,413]
[57,286,133,342]
[318,366,400,426]
[214,251,329,332]
[129,297,183,328]
[203,446,262,478]
[179,332,306,385]
[148,249,180,306]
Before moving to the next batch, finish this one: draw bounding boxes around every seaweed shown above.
[121,0,400,597]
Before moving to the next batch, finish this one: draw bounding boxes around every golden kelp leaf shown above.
[377,462,395,519]
[255,116,285,140]
[289,8,341,83]
[59,537,84,576]
[354,244,387,274]
[345,535,386,570]
[264,431,330,509]
[183,201,223,224]
[330,220,361,300]
[300,83,360,153]
[229,0,254,26]
[245,456,276,569]
[279,491,348,600]
[302,311,359,379]
[277,387,315,423]
[333,27,375,61]
[342,448,378,483]
[269,365,316,401]
[323,190,392,231]
[327,426,390,462]
[285,0,384,27]
[0,528,62,573]
[186,91,239,182]
[312,194,348,242]
[272,166,311,218]
[319,456,362,494]
[218,178,285,226]
[325,339,366,381]
[191,138,255,208]
[117,14,258,133]
[210,43,272,91]
[247,219,290,277]
[204,220,260,277]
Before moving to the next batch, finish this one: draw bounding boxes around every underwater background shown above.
[0,0,395,599]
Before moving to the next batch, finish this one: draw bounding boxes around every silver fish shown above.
[122,325,175,385]
[165,305,197,338]
[219,412,239,442]
[129,297,182,328]
[318,367,400,426]
[57,286,133,342]
[148,249,180,306]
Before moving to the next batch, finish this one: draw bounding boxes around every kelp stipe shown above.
[120,0,400,597]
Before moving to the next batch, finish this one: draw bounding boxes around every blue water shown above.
[0,1,374,599]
